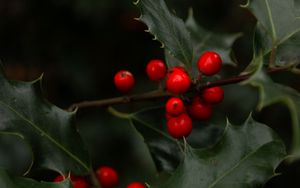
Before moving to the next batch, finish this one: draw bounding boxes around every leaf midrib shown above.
[0,100,90,171]
[140,0,193,67]
[265,0,277,41]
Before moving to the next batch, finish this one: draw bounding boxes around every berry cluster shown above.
[53,166,145,188]
[113,51,224,139]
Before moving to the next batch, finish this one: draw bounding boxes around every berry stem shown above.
[90,170,102,188]
[268,46,277,68]
[107,106,132,119]
[67,67,289,111]
[176,140,185,154]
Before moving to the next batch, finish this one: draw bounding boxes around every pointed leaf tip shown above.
[0,66,91,175]
[152,117,286,188]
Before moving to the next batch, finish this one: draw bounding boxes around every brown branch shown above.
[67,67,289,111]
[67,90,170,111]
[199,66,287,89]
[269,46,277,68]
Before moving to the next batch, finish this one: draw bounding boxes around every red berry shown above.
[202,86,224,104]
[165,113,172,121]
[188,96,212,120]
[166,113,193,139]
[165,97,185,116]
[126,182,146,188]
[72,177,88,188]
[146,59,167,81]
[54,175,65,182]
[197,51,222,76]
[53,175,88,188]
[114,70,135,92]
[166,68,191,94]
[96,166,119,188]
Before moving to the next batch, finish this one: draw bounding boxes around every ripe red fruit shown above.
[54,175,65,182]
[166,67,191,94]
[96,166,119,188]
[166,113,193,139]
[126,182,146,188]
[146,59,167,81]
[202,86,224,104]
[72,178,89,188]
[197,51,222,76]
[114,70,135,92]
[53,175,88,188]
[165,97,185,116]
[165,113,172,121]
[188,96,212,120]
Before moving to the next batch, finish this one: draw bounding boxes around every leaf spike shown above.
[145,182,150,188]
[245,112,254,123]
[133,17,141,21]
[132,0,140,6]
[29,72,44,85]
[240,0,250,8]
[183,137,188,153]
[187,8,194,18]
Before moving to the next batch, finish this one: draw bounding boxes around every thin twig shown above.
[67,90,170,111]
[269,46,277,68]
[67,67,289,111]
[89,171,101,188]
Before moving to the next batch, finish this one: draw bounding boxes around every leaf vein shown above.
[0,100,90,171]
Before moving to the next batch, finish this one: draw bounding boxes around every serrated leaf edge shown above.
[0,65,90,174]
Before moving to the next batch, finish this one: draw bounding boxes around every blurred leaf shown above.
[135,0,194,70]
[109,106,226,172]
[0,65,90,175]
[0,133,32,175]
[244,0,300,67]
[0,169,72,188]
[129,107,183,172]
[151,116,286,188]
[243,54,300,158]
[185,10,240,70]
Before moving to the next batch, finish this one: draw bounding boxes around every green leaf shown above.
[243,55,300,158]
[244,0,300,67]
[135,0,194,69]
[129,107,183,172]
[185,10,240,66]
[109,106,225,172]
[0,65,90,175]
[0,169,72,188]
[0,133,32,175]
[151,116,286,188]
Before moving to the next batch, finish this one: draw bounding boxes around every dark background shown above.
[0,0,299,187]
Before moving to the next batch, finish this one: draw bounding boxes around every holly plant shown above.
[0,0,300,187]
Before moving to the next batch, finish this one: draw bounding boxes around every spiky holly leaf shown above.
[0,169,72,188]
[135,0,194,70]
[151,116,286,188]
[109,106,224,172]
[165,9,240,77]
[243,54,300,158]
[244,0,300,67]
[0,65,90,175]
[111,106,183,172]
